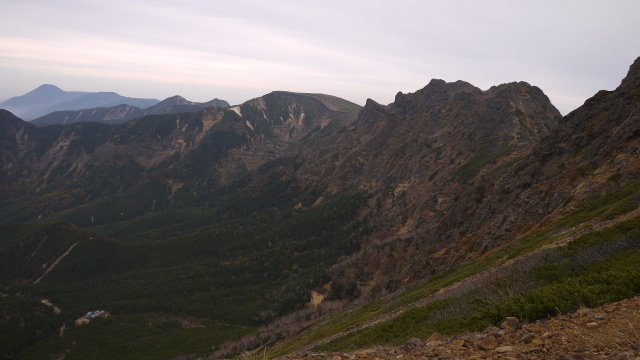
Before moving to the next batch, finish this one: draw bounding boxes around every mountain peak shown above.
[391,79,482,113]
[355,98,388,125]
[33,84,63,91]
[160,95,191,105]
[1,85,163,122]
[427,78,447,87]
[24,84,66,96]
[414,79,481,100]
[619,56,640,91]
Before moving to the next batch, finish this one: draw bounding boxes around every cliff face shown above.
[468,57,640,244]
[376,57,640,288]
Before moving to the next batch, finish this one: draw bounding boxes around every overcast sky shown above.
[1,0,639,114]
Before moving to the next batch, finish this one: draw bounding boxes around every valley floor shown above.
[279,297,640,360]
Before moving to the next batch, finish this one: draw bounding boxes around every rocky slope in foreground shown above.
[280,297,640,360]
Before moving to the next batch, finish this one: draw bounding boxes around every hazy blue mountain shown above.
[0,84,86,119]
[0,84,160,120]
[46,92,159,112]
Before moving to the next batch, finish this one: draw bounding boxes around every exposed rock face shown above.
[288,78,561,293]
[297,79,559,198]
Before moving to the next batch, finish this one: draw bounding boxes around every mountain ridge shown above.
[30,95,231,126]
[0,90,361,224]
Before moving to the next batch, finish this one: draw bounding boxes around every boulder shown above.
[501,317,521,329]
[476,336,499,350]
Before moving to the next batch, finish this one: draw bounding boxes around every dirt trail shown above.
[34,242,78,283]
[298,209,640,351]
[41,299,62,314]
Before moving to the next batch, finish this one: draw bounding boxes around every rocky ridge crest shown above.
[287,77,562,294]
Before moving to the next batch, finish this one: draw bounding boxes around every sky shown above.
[1,0,639,114]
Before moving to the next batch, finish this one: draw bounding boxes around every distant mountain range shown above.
[0,84,161,120]
[0,84,231,125]
[30,95,230,126]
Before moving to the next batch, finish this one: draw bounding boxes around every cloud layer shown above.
[1,0,639,113]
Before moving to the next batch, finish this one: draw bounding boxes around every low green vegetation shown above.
[0,296,64,360]
[317,220,640,351]
[17,315,253,360]
[317,296,490,350]
[267,300,389,358]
